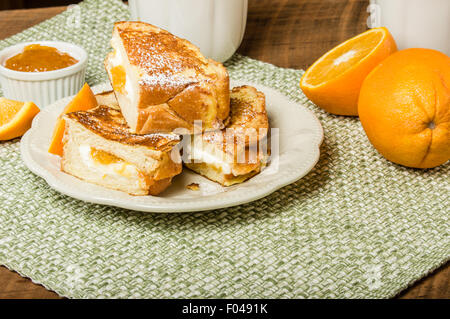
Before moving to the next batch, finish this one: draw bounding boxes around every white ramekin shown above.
[0,41,88,108]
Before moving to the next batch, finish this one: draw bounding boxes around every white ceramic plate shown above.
[21,81,323,212]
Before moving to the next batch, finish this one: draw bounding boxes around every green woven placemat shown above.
[0,0,448,299]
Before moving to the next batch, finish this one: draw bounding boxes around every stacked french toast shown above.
[61,21,269,195]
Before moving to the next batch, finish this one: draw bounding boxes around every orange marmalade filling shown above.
[90,148,123,165]
[4,44,78,72]
[110,65,126,94]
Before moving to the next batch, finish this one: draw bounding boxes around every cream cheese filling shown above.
[186,144,232,175]
[110,43,134,102]
[79,144,141,180]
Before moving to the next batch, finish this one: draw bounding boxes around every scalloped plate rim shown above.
[20,81,323,213]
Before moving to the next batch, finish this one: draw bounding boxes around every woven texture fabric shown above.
[0,0,448,298]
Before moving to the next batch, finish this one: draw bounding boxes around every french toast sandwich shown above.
[105,21,230,134]
[184,85,270,186]
[94,90,119,109]
[61,103,182,196]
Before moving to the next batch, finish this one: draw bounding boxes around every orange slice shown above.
[48,83,98,156]
[111,65,126,94]
[300,27,397,116]
[0,98,40,140]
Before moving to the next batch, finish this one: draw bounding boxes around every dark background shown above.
[1,1,81,10]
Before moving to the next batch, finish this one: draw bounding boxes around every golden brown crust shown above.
[228,85,268,134]
[65,105,180,151]
[184,85,270,182]
[147,177,173,195]
[184,161,265,187]
[107,21,230,133]
[116,21,208,84]
[136,103,193,133]
[203,85,269,151]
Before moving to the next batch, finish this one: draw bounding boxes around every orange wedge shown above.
[300,27,397,116]
[0,97,40,140]
[48,83,98,156]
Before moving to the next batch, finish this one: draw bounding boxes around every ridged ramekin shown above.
[0,41,88,107]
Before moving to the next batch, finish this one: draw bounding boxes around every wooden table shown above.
[0,0,448,299]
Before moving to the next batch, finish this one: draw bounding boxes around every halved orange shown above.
[300,27,397,116]
[0,98,40,140]
[48,83,98,156]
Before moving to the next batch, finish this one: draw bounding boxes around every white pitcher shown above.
[369,0,450,55]
[128,0,248,62]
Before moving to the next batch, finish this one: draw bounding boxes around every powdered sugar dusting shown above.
[139,73,196,88]
[119,27,209,80]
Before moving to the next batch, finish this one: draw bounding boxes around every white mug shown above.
[128,0,248,62]
[369,0,450,56]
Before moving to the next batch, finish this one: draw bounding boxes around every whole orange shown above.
[0,98,40,140]
[358,48,450,168]
[300,27,397,116]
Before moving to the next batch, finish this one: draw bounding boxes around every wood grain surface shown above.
[0,0,448,299]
